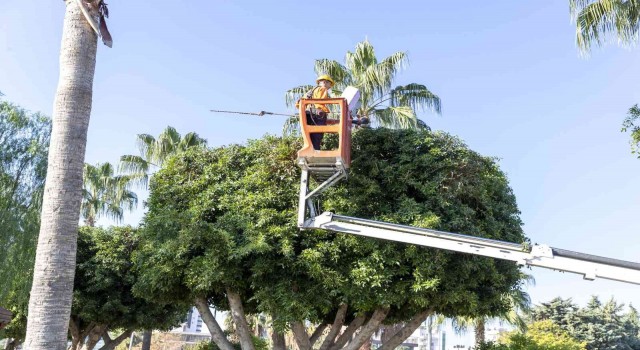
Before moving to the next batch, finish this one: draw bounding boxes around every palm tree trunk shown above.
[23,1,97,349]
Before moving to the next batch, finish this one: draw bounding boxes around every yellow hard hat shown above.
[316,74,335,87]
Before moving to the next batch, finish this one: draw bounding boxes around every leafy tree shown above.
[490,320,586,350]
[135,128,527,350]
[532,297,581,334]
[285,39,441,129]
[81,162,137,226]
[24,1,112,348]
[0,100,50,349]
[532,296,640,349]
[119,125,207,188]
[569,0,640,55]
[68,226,187,350]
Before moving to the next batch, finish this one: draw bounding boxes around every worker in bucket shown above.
[296,74,335,150]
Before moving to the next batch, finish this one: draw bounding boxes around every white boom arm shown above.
[302,212,640,285]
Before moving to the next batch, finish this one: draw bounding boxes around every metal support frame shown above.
[297,166,347,227]
[301,212,640,285]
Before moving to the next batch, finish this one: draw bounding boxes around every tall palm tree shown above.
[81,162,138,227]
[285,39,441,130]
[24,1,111,348]
[570,0,640,54]
[119,126,207,188]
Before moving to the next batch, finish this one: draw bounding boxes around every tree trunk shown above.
[330,314,366,350]
[310,324,328,347]
[272,329,286,350]
[4,338,17,350]
[100,329,133,350]
[342,307,389,350]
[82,324,106,350]
[24,0,97,349]
[474,318,485,347]
[68,317,82,350]
[141,330,152,350]
[377,309,432,350]
[226,288,255,350]
[319,304,348,350]
[291,322,312,350]
[195,297,235,350]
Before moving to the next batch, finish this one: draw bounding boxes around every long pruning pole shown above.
[210,109,296,117]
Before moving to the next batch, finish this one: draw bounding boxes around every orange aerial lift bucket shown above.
[296,97,352,173]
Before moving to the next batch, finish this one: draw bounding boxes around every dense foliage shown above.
[479,320,586,350]
[136,128,527,349]
[70,226,188,350]
[0,100,50,344]
[531,296,640,350]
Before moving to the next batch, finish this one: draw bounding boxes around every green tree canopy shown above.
[285,39,441,129]
[532,296,640,349]
[135,128,527,350]
[68,226,188,350]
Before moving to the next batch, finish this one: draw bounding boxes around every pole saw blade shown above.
[210,109,296,117]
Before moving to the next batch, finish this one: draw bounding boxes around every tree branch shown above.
[330,313,366,350]
[342,307,390,350]
[99,329,132,350]
[272,329,286,350]
[291,321,312,350]
[310,323,328,347]
[68,316,81,350]
[377,309,433,350]
[195,297,235,350]
[319,303,348,350]
[226,288,256,350]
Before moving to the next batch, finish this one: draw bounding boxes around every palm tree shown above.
[570,0,640,54]
[451,273,534,347]
[285,39,441,130]
[81,162,138,227]
[24,1,111,348]
[119,126,207,188]
[119,126,206,350]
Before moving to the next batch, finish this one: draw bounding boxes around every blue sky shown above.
[2,0,640,333]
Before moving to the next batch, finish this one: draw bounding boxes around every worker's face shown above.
[319,80,332,89]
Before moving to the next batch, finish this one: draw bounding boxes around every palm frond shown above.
[136,134,157,164]
[572,0,640,53]
[285,85,315,108]
[346,39,377,76]
[180,132,207,151]
[314,59,352,87]
[391,83,442,114]
[119,155,151,175]
[372,106,418,129]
